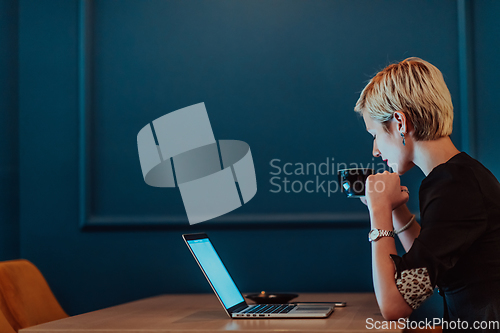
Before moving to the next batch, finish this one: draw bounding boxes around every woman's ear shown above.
[393,111,407,133]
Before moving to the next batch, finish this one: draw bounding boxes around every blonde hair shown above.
[354,57,453,141]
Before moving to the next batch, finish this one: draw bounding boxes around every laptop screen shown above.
[187,237,245,309]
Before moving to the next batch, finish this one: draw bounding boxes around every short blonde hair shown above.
[354,57,453,141]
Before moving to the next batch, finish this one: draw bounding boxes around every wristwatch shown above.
[368,228,395,242]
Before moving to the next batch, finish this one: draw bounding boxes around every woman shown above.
[354,57,500,328]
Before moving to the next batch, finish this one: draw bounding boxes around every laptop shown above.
[183,233,334,319]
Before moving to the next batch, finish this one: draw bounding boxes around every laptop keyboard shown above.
[241,304,296,314]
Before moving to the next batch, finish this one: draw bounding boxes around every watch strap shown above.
[378,229,395,238]
[368,228,395,242]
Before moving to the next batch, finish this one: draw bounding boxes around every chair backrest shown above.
[0,259,68,331]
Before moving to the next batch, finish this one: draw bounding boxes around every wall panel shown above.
[80,0,459,227]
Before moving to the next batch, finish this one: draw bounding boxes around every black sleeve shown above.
[390,164,488,309]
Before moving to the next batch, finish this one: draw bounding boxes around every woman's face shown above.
[362,111,413,175]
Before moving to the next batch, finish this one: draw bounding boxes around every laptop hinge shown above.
[229,302,249,313]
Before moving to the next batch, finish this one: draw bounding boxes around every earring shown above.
[401,133,406,146]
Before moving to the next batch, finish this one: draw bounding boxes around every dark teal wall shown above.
[474,0,500,175]
[0,0,19,261]
[1,0,498,322]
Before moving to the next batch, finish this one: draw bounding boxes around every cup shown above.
[337,168,374,198]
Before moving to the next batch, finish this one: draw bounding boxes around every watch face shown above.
[369,229,380,241]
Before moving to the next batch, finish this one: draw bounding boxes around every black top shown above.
[391,152,500,331]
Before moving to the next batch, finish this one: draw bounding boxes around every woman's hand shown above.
[365,171,409,212]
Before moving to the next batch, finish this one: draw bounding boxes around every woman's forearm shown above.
[392,204,420,252]
[370,206,413,320]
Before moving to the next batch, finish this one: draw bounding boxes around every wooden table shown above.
[20,293,402,332]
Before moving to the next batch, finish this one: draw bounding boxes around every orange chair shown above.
[0,259,68,331]
[0,309,15,333]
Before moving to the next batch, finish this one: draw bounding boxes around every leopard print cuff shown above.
[394,267,433,310]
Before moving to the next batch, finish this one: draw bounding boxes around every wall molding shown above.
[78,0,92,229]
[457,0,476,157]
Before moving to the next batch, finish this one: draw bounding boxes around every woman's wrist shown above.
[392,203,409,215]
[392,204,412,229]
[369,204,393,230]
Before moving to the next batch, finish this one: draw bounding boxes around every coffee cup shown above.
[337,168,374,198]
